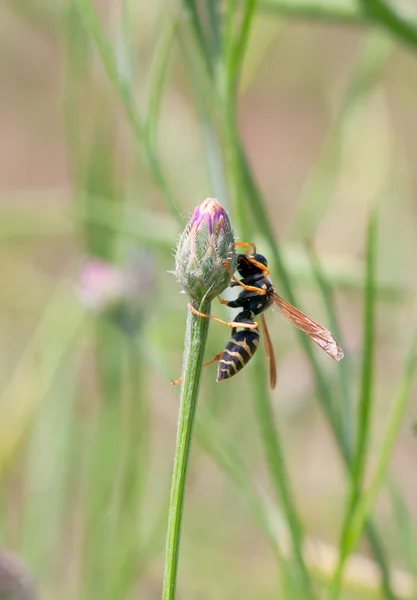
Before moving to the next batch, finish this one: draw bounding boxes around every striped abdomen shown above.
[216,328,260,382]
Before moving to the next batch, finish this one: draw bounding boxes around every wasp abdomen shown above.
[217,329,260,382]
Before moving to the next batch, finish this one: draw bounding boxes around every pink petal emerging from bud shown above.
[189,198,227,235]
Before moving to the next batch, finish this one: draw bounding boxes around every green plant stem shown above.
[353,210,377,487]
[234,133,396,600]
[145,18,178,151]
[329,210,377,600]
[72,0,178,215]
[258,0,368,25]
[330,334,417,596]
[291,32,393,240]
[251,361,317,600]
[227,0,257,93]
[108,336,149,598]
[307,246,352,457]
[358,0,417,53]
[162,300,211,600]
[219,0,257,238]
[182,0,214,77]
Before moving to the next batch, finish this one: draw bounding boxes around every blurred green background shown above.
[1,1,417,599]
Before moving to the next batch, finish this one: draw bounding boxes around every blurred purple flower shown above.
[77,258,125,312]
[77,254,155,331]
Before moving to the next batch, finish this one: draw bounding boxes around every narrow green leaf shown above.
[354,209,377,484]
[389,479,417,588]
[338,333,417,583]
[329,209,380,599]
[258,0,368,25]
[235,130,396,600]
[250,356,317,600]
[145,17,178,151]
[307,246,352,456]
[358,0,417,54]
[290,32,393,239]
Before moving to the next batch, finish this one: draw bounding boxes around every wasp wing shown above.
[272,292,344,361]
[260,313,277,390]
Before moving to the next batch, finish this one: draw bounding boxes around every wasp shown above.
[172,242,344,389]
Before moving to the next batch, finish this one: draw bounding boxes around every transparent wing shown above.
[272,292,344,361]
[260,313,277,390]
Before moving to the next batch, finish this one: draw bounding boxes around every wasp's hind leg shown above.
[188,303,259,329]
[245,255,270,277]
[171,352,223,386]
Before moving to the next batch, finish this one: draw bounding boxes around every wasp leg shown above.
[234,242,271,277]
[235,241,256,254]
[224,260,267,295]
[245,255,270,277]
[218,296,228,305]
[188,303,259,329]
[171,352,223,386]
[203,352,223,367]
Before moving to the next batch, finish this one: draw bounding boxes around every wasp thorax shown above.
[175,198,236,304]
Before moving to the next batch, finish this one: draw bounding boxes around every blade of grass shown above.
[219,0,258,237]
[307,245,352,457]
[145,17,178,154]
[20,354,77,579]
[71,0,142,138]
[329,209,378,599]
[181,0,213,77]
[0,278,85,478]
[71,0,179,215]
[290,32,393,240]
[196,404,303,600]
[114,0,134,89]
[79,373,128,600]
[332,332,417,591]
[389,479,417,592]
[358,0,417,54]
[250,354,317,599]
[235,130,396,600]
[205,0,222,60]
[175,33,229,204]
[354,209,377,487]
[105,335,150,599]
[227,0,257,94]
[258,0,368,25]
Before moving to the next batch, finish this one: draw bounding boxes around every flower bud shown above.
[175,198,236,304]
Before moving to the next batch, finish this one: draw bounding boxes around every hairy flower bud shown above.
[175,198,236,304]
